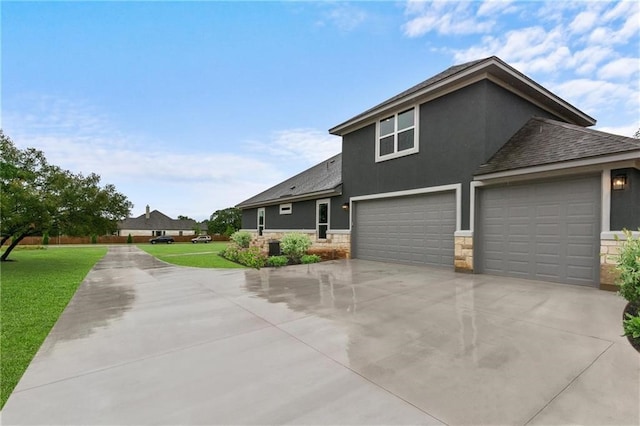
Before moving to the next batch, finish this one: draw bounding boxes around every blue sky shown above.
[3,1,639,221]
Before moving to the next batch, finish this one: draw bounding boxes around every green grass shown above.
[0,246,107,408]
[137,242,245,269]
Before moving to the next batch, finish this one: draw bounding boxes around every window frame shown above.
[316,199,330,240]
[375,106,419,162]
[279,203,292,215]
[257,207,265,236]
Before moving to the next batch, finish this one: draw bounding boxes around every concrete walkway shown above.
[2,246,639,425]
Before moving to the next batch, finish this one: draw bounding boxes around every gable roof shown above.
[118,210,197,231]
[475,117,640,177]
[329,56,595,136]
[236,153,342,209]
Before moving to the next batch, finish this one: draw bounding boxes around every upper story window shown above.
[376,107,419,162]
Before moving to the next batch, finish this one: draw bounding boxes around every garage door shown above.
[353,192,456,267]
[477,176,600,286]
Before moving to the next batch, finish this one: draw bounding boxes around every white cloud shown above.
[550,78,637,113]
[477,0,516,17]
[315,3,367,32]
[451,26,568,74]
[569,11,598,34]
[598,57,640,80]
[245,128,341,165]
[403,1,494,37]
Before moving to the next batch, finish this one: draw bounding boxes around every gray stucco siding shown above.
[341,80,557,230]
[240,196,347,231]
[241,209,257,230]
[263,200,316,230]
[610,167,640,231]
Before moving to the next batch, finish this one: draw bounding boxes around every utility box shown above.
[268,240,281,256]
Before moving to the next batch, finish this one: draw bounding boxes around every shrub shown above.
[230,231,252,249]
[220,245,240,262]
[281,232,312,263]
[616,229,640,304]
[127,234,133,244]
[91,234,97,244]
[267,255,288,267]
[623,313,640,339]
[42,232,49,245]
[237,246,267,269]
[301,254,321,264]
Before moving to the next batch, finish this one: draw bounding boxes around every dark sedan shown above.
[149,236,174,244]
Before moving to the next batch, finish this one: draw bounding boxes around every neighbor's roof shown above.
[475,117,640,177]
[329,56,595,136]
[236,153,342,209]
[118,210,197,230]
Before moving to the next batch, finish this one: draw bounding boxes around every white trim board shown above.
[350,183,462,232]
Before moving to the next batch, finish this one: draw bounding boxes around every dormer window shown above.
[376,106,419,162]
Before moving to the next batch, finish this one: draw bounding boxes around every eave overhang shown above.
[236,185,343,210]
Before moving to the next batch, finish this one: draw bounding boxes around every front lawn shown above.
[0,246,107,408]
[137,242,244,269]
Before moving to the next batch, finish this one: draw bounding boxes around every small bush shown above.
[237,246,267,269]
[91,234,98,244]
[267,255,288,267]
[127,234,133,244]
[220,245,240,262]
[616,229,640,304]
[301,254,321,264]
[42,233,49,245]
[230,231,252,248]
[623,313,640,339]
[281,232,312,263]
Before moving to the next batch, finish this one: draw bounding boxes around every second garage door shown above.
[476,176,600,286]
[353,192,456,267]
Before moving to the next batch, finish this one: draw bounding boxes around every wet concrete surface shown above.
[2,246,639,425]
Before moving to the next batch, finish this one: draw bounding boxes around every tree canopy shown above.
[208,207,241,236]
[0,131,133,261]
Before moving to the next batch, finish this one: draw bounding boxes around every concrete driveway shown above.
[2,246,638,425]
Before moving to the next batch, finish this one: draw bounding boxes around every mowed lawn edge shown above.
[136,242,245,269]
[0,246,108,408]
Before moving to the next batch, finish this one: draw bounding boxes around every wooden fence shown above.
[12,235,229,246]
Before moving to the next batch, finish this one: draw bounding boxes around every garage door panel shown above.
[354,192,455,267]
[478,176,600,286]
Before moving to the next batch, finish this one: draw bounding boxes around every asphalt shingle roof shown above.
[119,210,197,231]
[476,117,640,175]
[236,153,342,208]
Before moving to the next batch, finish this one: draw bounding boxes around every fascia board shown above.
[474,152,640,182]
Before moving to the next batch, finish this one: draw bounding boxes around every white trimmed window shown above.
[279,203,292,215]
[376,106,419,162]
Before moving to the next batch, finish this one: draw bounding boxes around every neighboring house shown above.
[118,205,198,237]
[237,56,640,289]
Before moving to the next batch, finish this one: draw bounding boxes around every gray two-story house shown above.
[237,56,640,290]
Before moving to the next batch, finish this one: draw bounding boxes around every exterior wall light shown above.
[612,174,627,191]
[341,203,349,211]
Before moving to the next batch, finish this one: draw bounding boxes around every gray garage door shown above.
[477,176,600,286]
[353,192,456,267]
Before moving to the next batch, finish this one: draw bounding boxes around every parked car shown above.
[149,236,174,244]
[191,235,212,243]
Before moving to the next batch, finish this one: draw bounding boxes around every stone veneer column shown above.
[454,235,473,273]
[600,237,621,291]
